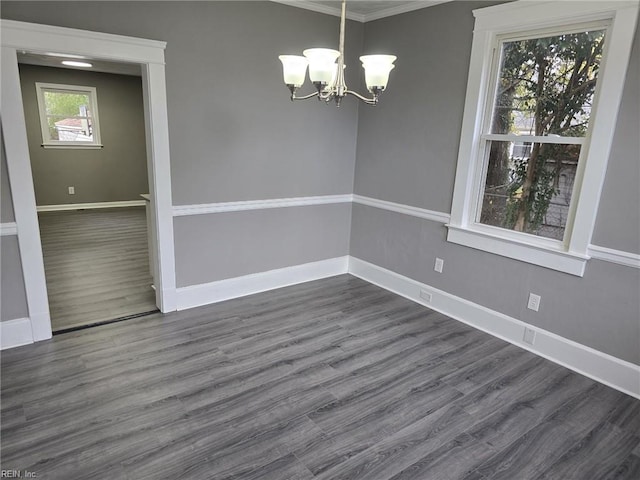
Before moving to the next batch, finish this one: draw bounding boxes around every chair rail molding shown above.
[587,245,640,269]
[0,222,18,236]
[351,195,637,269]
[352,194,451,224]
[173,194,353,216]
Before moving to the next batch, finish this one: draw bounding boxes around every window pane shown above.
[43,90,94,142]
[479,141,580,240]
[491,29,605,137]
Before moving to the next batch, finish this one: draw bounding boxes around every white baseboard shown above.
[348,256,640,399]
[36,200,146,212]
[1,317,34,350]
[176,256,349,310]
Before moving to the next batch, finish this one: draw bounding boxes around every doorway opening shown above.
[1,20,176,345]
[17,58,159,332]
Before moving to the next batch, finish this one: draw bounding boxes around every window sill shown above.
[446,224,588,276]
[41,143,103,150]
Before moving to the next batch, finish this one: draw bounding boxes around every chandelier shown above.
[278,0,397,107]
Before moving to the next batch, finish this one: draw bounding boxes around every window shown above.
[447,1,638,276]
[35,83,102,148]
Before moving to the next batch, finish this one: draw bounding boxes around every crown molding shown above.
[271,0,366,21]
[271,1,452,23]
[363,1,451,22]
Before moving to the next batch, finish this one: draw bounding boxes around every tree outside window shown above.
[479,29,605,241]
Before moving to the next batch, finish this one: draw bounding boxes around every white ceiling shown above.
[273,0,451,22]
[17,52,142,77]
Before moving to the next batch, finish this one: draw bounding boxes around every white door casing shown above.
[0,20,177,342]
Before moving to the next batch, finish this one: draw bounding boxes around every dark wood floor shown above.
[38,207,157,331]
[1,275,638,479]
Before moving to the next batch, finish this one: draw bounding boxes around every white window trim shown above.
[447,0,639,277]
[35,82,103,148]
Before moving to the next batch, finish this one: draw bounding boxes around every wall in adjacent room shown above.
[18,64,148,206]
[351,1,640,364]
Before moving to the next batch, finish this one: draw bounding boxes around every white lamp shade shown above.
[279,55,308,87]
[360,55,397,90]
[303,48,340,84]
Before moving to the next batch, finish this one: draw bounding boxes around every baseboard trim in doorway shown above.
[0,317,34,349]
[37,200,146,212]
[53,309,160,335]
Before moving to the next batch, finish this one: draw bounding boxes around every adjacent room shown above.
[17,59,157,332]
[1,1,638,479]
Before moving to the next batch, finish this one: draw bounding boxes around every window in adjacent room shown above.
[35,82,102,148]
[447,1,638,276]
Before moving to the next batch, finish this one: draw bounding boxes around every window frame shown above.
[447,1,639,276]
[35,82,103,149]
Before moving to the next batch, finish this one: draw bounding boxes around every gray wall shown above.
[591,27,640,253]
[1,236,29,322]
[352,1,640,364]
[1,130,29,322]
[1,132,15,224]
[2,2,638,365]
[175,204,351,287]
[19,64,148,205]
[2,1,362,287]
[2,1,362,205]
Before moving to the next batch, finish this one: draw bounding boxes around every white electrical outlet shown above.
[68,186,75,195]
[434,258,444,273]
[419,289,432,303]
[527,293,541,312]
[523,327,536,345]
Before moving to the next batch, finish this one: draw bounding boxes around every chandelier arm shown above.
[345,89,379,105]
[290,91,320,101]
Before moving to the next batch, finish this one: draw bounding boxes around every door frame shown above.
[1,20,177,342]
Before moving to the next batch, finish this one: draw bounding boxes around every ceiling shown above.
[273,0,451,22]
[17,52,142,77]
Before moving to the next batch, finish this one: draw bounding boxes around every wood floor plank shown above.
[296,379,463,476]
[2,275,638,480]
[313,403,476,480]
[534,421,639,480]
[388,432,498,480]
[603,454,640,480]
[233,453,315,480]
[38,207,157,331]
